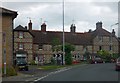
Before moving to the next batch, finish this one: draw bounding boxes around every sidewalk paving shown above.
[2,65,55,82]
[2,65,71,82]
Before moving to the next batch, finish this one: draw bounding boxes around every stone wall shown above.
[93,36,119,54]
[14,31,33,62]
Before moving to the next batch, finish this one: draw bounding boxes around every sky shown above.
[0,0,119,36]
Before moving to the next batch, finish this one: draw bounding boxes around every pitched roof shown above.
[31,30,93,45]
[31,27,117,46]
[14,25,34,37]
[92,28,111,37]
[0,7,18,18]
[14,25,27,31]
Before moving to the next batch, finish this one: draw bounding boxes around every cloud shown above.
[1,1,119,36]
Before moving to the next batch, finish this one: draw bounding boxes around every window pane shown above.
[109,45,112,50]
[19,32,23,38]
[99,46,102,50]
[19,43,23,49]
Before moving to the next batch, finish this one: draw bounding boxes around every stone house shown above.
[13,23,34,64]
[27,21,119,64]
[0,7,17,67]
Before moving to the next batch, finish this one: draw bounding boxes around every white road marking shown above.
[34,67,72,82]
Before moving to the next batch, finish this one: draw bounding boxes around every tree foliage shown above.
[97,50,110,59]
[64,43,75,53]
[63,43,75,65]
[51,38,61,52]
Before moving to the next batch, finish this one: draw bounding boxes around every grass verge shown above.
[39,65,67,70]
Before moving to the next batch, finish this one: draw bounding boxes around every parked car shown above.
[16,57,29,71]
[115,57,120,71]
[91,57,104,64]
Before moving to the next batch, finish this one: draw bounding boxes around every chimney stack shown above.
[112,29,115,35]
[96,21,102,29]
[28,20,32,31]
[41,23,46,32]
[70,24,76,33]
[25,26,27,30]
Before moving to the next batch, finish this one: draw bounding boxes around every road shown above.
[34,63,119,82]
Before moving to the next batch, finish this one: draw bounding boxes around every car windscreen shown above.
[17,57,27,64]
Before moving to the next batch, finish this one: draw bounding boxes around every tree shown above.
[97,50,111,62]
[62,43,75,65]
[51,38,61,65]
[97,50,110,59]
[51,38,61,52]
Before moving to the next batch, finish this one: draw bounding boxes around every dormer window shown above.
[19,32,23,38]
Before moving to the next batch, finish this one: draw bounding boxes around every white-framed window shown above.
[19,32,23,38]
[19,43,23,50]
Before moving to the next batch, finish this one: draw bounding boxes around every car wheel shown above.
[25,67,28,71]
[95,61,97,64]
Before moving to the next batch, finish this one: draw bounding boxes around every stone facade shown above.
[93,36,119,54]
[15,20,120,64]
[14,25,33,63]
[33,44,52,64]
[30,21,119,63]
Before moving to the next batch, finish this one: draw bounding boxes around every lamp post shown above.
[110,23,119,56]
[62,0,65,65]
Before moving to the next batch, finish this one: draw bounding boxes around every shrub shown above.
[65,53,72,65]
[51,57,56,65]
[29,60,36,65]
[2,66,17,76]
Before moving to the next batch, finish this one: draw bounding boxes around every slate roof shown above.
[14,25,27,31]
[31,26,116,46]
[14,25,34,37]
[0,7,18,18]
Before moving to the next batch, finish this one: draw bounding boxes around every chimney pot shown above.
[25,26,27,30]
[70,24,76,33]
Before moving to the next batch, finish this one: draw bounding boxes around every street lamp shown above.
[62,0,65,65]
[110,23,119,55]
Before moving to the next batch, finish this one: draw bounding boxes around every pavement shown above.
[2,64,78,82]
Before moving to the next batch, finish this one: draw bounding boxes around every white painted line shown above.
[34,67,72,82]
[34,75,49,82]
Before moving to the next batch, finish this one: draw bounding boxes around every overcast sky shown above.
[1,0,119,36]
